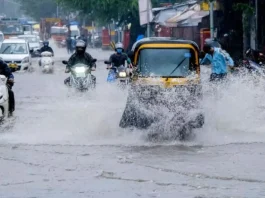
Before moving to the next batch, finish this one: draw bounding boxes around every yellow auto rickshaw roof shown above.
[131,37,199,53]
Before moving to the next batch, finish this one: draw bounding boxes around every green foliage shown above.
[233,3,254,16]
[233,3,254,31]
[16,0,58,20]
[57,0,159,24]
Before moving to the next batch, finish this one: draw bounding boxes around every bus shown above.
[0,18,24,39]
[50,26,68,47]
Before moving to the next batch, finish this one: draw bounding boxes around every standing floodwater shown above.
[0,42,265,198]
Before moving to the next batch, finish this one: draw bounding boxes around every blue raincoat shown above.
[201,48,234,74]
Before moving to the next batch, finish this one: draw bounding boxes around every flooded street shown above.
[0,43,265,198]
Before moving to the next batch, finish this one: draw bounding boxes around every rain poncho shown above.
[201,47,234,74]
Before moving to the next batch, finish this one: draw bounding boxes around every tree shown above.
[57,0,159,49]
[233,2,254,58]
[16,0,58,20]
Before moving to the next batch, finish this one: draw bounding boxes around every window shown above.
[138,48,193,77]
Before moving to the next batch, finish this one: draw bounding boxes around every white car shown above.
[0,39,33,71]
[0,75,9,119]
[18,34,41,51]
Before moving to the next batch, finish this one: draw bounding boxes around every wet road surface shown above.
[0,42,265,198]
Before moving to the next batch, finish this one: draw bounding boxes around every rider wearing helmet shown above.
[0,58,15,114]
[40,41,54,55]
[39,41,54,66]
[107,42,132,69]
[64,39,96,85]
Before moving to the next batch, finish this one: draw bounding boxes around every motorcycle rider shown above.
[38,41,54,66]
[107,42,133,77]
[201,44,234,82]
[39,41,54,55]
[0,58,15,114]
[64,40,96,85]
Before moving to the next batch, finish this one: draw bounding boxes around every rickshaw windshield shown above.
[138,48,193,77]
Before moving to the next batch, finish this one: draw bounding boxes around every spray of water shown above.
[1,41,265,147]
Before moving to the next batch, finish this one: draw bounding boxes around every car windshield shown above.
[138,48,193,77]
[51,27,67,35]
[0,43,27,54]
[0,24,23,34]
[19,36,38,43]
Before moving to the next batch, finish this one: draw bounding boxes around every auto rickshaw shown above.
[119,37,204,140]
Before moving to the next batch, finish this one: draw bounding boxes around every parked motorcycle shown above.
[39,51,54,73]
[62,59,97,91]
[104,61,130,86]
[245,48,265,65]
[0,75,9,120]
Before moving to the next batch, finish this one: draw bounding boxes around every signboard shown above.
[200,2,217,11]
[138,0,154,25]
[45,18,61,23]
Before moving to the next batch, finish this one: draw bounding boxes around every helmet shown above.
[115,42,124,54]
[43,41,49,46]
[75,40,86,54]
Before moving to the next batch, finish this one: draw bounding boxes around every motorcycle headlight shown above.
[74,67,86,73]
[22,57,29,63]
[119,72,127,77]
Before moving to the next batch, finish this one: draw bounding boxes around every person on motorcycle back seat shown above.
[40,41,54,56]
[64,40,96,86]
[0,58,15,114]
[201,44,234,82]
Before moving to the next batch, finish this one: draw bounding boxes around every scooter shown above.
[0,75,9,120]
[104,61,130,86]
[62,59,97,91]
[39,51,54,73]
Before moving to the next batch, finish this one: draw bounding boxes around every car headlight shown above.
[119,72,127,77]
[74,67,86,73]
[22,57,29,63]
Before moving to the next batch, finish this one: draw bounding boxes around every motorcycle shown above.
[245,48,265,65]
[39,51,54,73]
[104,61,130,86]
[62,59,97,91]
[0,75,9,120]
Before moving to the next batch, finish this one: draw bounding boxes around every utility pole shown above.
[147,0,150,37]
[255,0,258,49]
[210,0,214,39]
[56,4,59,18]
